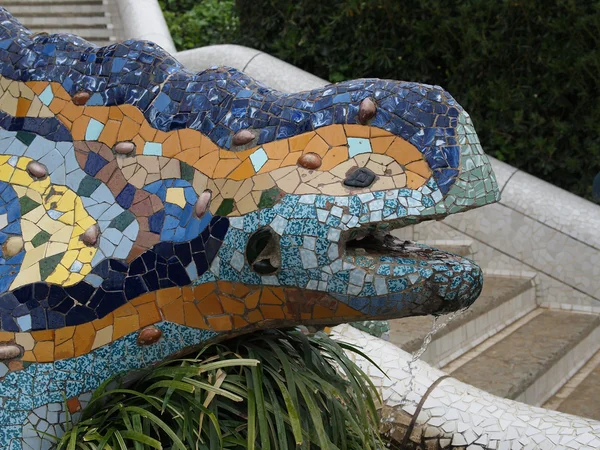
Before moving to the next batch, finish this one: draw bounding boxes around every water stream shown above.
[399,308,465,409]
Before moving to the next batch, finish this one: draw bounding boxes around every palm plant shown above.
[53,329,383,450]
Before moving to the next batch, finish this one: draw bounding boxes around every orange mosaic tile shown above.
[260,305,286,320]
[246,309,263,323]
[113,315,141,340]
[183,303,206,328]
[197,292,225,316]
[406,160,432,178]
[303,134,329,157]
[344,124,370,138]
[15,97,31,117]
[320,146,349,171]
[67,397,82,414]
[289,131,315,151]
[245,290,261,309]
[206,315,232,332]
[54,327,74,346]
[317,124,347,146]
[263,140,289,159]
[32,340,54,363]
[220,295,246,315]
[406,172,428,189]
[73,323,95,356]
[161,296,185,324]
[54,340,74,360]
[2,282,364,364]
[371,136,396,154]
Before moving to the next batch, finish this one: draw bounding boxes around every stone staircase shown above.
[4,0,122,47]
[388,237,600,421]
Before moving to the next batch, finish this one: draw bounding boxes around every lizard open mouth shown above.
[339,226,484,315]
[245,220,484,318]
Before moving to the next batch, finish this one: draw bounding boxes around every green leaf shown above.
[248,350,270,450]
[296,380,331,449]
[119,430,162,449]
[121,406,187,450]
[182,377,244,402]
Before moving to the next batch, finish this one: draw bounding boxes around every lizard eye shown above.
[246,227,280,275]
[344,167,376,188]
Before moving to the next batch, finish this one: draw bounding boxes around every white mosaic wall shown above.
[332,324,600,449]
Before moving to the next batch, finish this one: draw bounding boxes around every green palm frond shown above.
[52,329,383,450]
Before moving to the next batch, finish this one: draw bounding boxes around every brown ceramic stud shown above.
[3,236,24,257]
[297,152,322,170]
[0,345,22,360]
[26,161,47,179]
[232,129,255,146]
[137,326,162,346]
[195,190,212,218]
[358,97,377,124]
[114,141,136,155]
[81,224,99,246]
[72,91,91,106]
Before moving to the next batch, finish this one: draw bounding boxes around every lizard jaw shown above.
[337,228,484,315]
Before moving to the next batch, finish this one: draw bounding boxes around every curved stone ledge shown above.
[175,44,328,93]
[116,0,176,54]
[332,324,600,449]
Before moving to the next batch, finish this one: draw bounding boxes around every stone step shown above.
[554,362,600,420]
[25,26,114,41]
[3,0,103,5]
[8,4,105,16]
[542,349,600,420]
[388,274,536,367]
[446,309,600,406]
[17,16,110,27]
[420,239,473,258]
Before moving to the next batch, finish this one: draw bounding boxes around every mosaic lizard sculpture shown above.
[0,8,499,448]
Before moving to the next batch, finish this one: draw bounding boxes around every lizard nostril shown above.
[246,227,280,275]
[344,167,376,188]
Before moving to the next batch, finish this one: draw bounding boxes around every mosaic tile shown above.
[0,7,503,447]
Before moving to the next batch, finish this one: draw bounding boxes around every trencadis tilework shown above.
[0,7,499,448]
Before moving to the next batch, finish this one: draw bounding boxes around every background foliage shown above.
[160,0,600,200]
[159,0,239,50]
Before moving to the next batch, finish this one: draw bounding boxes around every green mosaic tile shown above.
[77,175,102,197]
[109,210,136,232]
[19,196,40,215]
[40,252,65,280]
[258,188,285,209]
[215,198,234,216]
[31,230,51,248]
[180,161,194,183]
[16,131,36,146]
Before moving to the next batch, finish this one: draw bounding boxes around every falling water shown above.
[399,308,465,409]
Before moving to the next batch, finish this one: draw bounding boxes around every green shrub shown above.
[161,0,600,200]
[158,0,239,50]
[53,330,383,449]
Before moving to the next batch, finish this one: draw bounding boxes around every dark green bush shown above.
[161,0,600,200]
[158,0,239,50]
